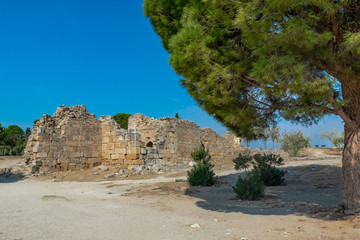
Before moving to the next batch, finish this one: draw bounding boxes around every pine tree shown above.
[112,113,132,129]
[144,0,360,211]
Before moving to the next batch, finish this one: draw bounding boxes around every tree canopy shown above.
[144,0,360,139]
[0,124,28,155]
[113,113,132,129]
[144,0,360,211]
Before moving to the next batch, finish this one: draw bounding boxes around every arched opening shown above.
[146,141,153,148]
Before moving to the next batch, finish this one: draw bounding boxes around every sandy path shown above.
[1,156,360,240]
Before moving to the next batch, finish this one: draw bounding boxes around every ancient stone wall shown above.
[128,114,243,165]
[25,105,244,172]
[24,105,103,172]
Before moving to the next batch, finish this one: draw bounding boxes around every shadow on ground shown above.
[0,168,26,183]
[185,164,345,219]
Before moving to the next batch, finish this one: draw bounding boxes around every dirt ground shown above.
[1,149,360,240]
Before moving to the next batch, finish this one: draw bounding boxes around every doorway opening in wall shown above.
[146,141,153,148]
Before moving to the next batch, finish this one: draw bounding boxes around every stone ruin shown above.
[24,105,244,173]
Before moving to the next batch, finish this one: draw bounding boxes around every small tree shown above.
[232,153,286,201]
[0,124,4,145]
[321,129,344,151]
[268,125,281,150]
[4,125,25,148]
[187,146,215,186]
[281,131,311,157]
[112,113,132,129]
[175,113,180,119]
[25,128,31,140]
[233,153,285,186]
[255,127,269,150]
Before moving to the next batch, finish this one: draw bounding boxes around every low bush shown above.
[188,162,215,186]
[253,165,285,186]
[233,171,264,200]
[280,130,311,157]
[232,153,286,200]
[187,146,215,186]
[233,153,286,186]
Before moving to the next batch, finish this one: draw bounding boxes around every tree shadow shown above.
[0,169,26,183]
[185,164,346,220]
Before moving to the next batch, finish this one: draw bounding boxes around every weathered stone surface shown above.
[24,105,244,173]
[128,113,244,165]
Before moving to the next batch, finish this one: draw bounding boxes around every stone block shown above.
[110,154,120,160]
[36,152,48,158]
[66,141,78,147]
[32,146,39,153]
[128,147,141,155]
[115,148,126,154]
[102,136,110,143]
[68,163,76,171]
[33,136,43,141]
[124,159,144,165]
[125,154,140,160]
[107,142,114,150]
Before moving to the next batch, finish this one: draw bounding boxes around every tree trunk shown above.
[342,122,360,212]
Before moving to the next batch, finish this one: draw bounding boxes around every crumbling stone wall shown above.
[128,114,243,165]
[25,105,244,172]
[24,105,103,172]
[99,116,147,169]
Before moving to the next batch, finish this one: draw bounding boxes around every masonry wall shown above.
[128,114,243,165]
[24,105,103,172]
[24,105,244,173]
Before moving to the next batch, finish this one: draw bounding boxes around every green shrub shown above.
[233,153,286,187]
[112,113,132,129]
[253,165,285,186]
[321,144,325,148]
[191,147,210,163]
[187,146,215,186]
[315,144,319,148]
[280,131,311,157]
[233,171,265,200]
[187,162,215,186]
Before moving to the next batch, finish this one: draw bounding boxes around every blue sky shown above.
[0,0,344,148]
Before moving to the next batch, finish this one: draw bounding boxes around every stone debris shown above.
[100,166,109,171]
[188,161,196,167]
[190,223,200,228]
[104,173,115,179]
[24,105,246,173]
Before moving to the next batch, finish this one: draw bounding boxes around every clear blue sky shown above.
[0,0,344,148]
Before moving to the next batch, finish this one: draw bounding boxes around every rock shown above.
[188,161,196,167]
[190,223,200,228]
[345,209,356,215]
[100,167,109,171]
[119,168,129,175]
[151,165,162,172]
[92,172,99,175]
[132,165,145,174]
[175,179,187,182]
[104,173,115,179]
